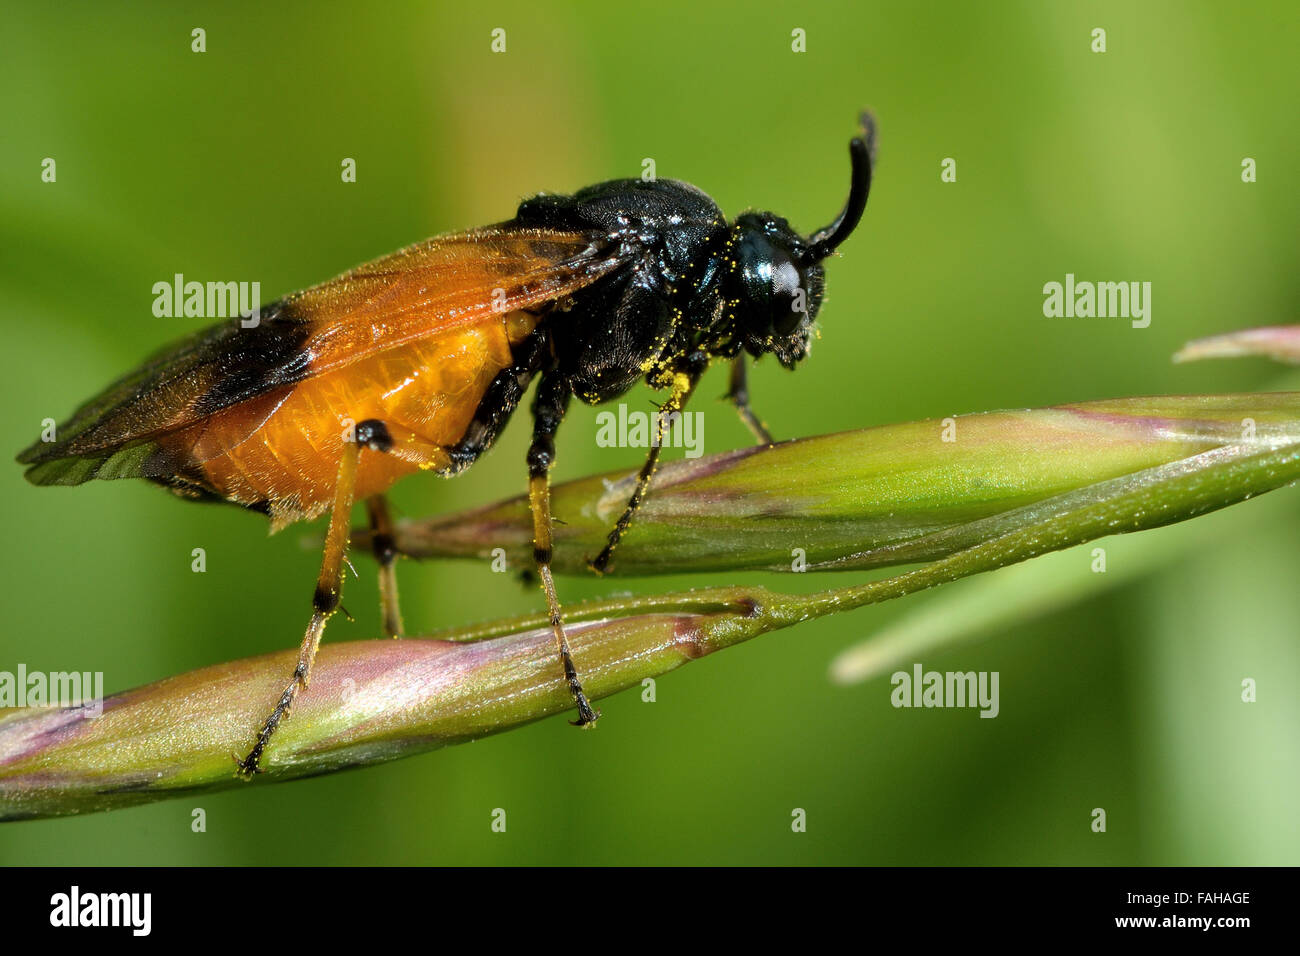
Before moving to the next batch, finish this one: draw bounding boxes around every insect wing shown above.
[19,226,623,484]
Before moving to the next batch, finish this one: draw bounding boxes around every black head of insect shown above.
[722,112,876,368]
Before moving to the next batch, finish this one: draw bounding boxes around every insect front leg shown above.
[236,420,401,777]
[365,494,403,638]
[527,371,599,727]
[589,352,707,574]
[726,356,774,445]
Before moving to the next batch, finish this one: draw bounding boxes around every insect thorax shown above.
[519,179,731,404]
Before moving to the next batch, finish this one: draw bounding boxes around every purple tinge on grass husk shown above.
[0,597,774,821]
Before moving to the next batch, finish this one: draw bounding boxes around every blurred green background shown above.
[2,0,1297,864]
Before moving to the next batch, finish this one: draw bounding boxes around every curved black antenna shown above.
[804,109,877,262]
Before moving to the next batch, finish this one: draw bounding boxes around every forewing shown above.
[19,226,622,484]
[289,226,620,375]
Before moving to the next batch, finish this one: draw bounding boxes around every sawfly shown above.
[18,112,877,774]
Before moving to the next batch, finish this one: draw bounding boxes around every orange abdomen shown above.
[163,313,538,526]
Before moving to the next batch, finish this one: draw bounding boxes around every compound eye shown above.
[770,259,805,336]
[737,229,810,344]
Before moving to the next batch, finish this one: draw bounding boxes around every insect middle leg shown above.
[589,354,706,574]
[439,335,595,722]
[365,494,403,638]
[527,370,598,726]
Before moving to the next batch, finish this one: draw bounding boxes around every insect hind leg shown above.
[236,432,363,777]
[236,417,435,777]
